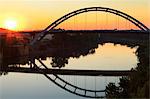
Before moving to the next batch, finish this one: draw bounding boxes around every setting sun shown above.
[4,19,17,30]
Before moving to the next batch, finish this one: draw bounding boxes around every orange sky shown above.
[0,0,149,31]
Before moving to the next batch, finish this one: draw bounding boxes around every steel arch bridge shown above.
[30,6,149,45]
[29,6,149,98]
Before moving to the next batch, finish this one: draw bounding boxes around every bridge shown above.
[1,7,149,98]
[2,67,133,76]
[30,7,149,45]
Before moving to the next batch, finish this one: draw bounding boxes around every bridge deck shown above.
[45,30,149,34]
[2,67,134,76]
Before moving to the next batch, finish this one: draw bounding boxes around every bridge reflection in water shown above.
[0,31,149,98]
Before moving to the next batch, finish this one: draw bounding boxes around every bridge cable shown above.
[118,15,119,29]
[95,76,96,93]
[84,13,87,30]
[96,11,98,30]
[126,18,127,30]
[117,15,119,29]
[84,76,86,90]
[129,21,131,29]
[115,15,117,29]
[106,13,108,30]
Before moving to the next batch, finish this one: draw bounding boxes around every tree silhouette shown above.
[51,57,68,68]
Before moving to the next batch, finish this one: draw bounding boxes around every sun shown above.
[4,19,17,30]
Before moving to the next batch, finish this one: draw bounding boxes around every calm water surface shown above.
[0,43,138,99]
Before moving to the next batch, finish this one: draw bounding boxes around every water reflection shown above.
[0,32,149,98]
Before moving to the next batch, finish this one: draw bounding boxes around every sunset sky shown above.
[0,0,149,31]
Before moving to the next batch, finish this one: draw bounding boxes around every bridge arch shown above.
[31,6,149,44]
[34,59,106,98]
